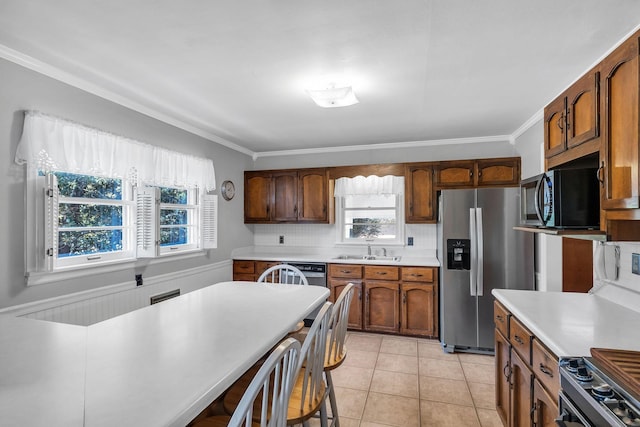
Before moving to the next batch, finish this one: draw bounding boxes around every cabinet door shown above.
[476,158,521,187]
[434,161,475,188]
[566,70,600,149]
[544,96,567,158]
[330,279,363,330]
[405,164,435,223]
[297,168,329,223]
[532,379,558,427]
[601,33,640,210]
[495,329,511,427]
[511,349,533,427]
[400,283,435,337]
[244,172,272,222]
[364,281,399,333]
[272,171,298,221]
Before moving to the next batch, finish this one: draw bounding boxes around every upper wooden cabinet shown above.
[600,32,640,211]
[244,168,330,223]
[545,69,600,163]
[405,163,435,223]
[434,158,520,189]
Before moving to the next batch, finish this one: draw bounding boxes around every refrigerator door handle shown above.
[469,208,477,296]
[476,208,484,296]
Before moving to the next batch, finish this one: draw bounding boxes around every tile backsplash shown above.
[252,223,438,250]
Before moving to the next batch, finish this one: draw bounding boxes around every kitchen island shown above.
[0,281,329,427]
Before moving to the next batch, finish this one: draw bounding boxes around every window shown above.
[16,111,218,281]
[46,172,134,269]
[334,175,404,245]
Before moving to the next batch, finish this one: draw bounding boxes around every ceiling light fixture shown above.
[306,82,359,108]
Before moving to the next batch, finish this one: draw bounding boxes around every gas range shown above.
[559,357,640,426]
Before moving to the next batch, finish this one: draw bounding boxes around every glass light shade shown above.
[306,85,359,108]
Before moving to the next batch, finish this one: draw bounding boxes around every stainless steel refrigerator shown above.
[437,188,534,354]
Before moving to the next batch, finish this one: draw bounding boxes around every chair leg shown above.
[319,399,329,427]
[326,371,340,427]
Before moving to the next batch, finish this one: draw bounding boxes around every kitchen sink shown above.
[333,255,402,262]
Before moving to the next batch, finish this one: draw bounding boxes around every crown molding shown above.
[0,44,254,157]
[253,134,512,159]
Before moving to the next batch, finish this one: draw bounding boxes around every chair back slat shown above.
[327,283,355,366]
[227,337,301,427]
[257,264,309,286]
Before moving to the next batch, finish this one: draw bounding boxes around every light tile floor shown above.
[309,331,503,427]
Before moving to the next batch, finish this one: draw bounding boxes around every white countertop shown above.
[0,281,329,427]
[232,246,440,267]
[492,288,640,358]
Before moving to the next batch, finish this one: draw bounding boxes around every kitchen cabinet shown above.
[244,168,329,224]
[328,263,438,337]
[405,163,435,223]
[600,31,640,211]
[400,267,437,337]
[232,260,279,281]
[364,281,400,333]
[545,69,600,167]
[494,301,559,427]
[434,158,520,189]
[328,264,364,330]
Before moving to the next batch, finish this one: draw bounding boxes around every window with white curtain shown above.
[334,175,405,245]
[15,111,218,280]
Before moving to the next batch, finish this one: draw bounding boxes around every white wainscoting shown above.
[0,260,232,326]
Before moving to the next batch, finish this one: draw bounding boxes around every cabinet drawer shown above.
[233,273,256,281]
[494,301,509,338]
[532,339,559,398]
[364,266,399,281]
[401,267,435,283]
[509,316,533,364]
[329,264,363,279]
[233,260,255,274]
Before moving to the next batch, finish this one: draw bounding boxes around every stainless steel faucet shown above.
[382,248,387,256]
[367,243,372,256]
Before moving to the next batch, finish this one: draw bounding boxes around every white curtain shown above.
[15,111,216,191]
[334,175,404,196]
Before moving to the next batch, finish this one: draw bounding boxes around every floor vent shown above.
[150,289,180,305]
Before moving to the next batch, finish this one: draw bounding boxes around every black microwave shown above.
[520,168,600,228]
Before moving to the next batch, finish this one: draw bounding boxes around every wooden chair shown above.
[192,337,302,427]
[224,302,334,427]
[258,264,309,285]
[324,283,355,427]
[258,264,309,334]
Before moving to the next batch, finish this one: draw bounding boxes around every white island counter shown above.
[0,281,329,427]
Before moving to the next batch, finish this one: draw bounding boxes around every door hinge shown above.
[46,189,55,197]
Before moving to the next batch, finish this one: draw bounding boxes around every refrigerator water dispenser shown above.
[447,239,470,270]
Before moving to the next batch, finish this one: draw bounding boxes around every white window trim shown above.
[335,194,405,246]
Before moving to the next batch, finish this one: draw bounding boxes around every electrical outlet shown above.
[279,235,284,244]
[633,253,640,275]
[135,274,143,286]
[408,237,414,246]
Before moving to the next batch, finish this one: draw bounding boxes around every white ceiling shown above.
[1,1,640,155]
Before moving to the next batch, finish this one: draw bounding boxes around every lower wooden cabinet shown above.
[329,279,363,329]
[232,260,279,281]
[364,281,400,333]
[494,301,559,427]
[329,264,438,338]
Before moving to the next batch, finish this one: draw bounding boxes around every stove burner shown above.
[592,383,614,400]
[567,358,580,373]
[575,367,593,382]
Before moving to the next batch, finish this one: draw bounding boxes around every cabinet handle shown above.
[557,113,564,130]
[503,362,512,381]
[566,107,571,130]
[410,273,423,277]
[402,293,406,304]
[358,290,362,301]
[376,271,388,275]
[539,363,554,378]
[514,335,524,345]
[469,170,473,177]
[340,270,352,274]
[495,314,504,323]
[597,161,605,186]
